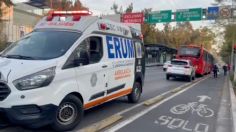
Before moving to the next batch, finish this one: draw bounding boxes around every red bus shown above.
[176,45,214,76]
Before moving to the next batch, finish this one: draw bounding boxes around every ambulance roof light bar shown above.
[47,10,93,21]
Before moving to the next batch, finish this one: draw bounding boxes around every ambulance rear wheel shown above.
[51,95,83,131]
[128,82,141,103]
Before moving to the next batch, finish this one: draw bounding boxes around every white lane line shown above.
[105,76,209,132]
[116,82,191,115]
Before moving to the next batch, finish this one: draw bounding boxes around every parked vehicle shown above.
[176,45,214,76]
[166,59,195,82]
[163,61,171,71]
[0,11,145,131]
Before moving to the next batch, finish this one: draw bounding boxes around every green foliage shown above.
[220,24,236,63]
[142,21,215,50]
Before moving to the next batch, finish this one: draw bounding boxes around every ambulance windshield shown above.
[1,30,80,60]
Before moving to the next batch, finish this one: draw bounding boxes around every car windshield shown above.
[1,30,80,60]
[178,47,200,58]
[171,60,188,65]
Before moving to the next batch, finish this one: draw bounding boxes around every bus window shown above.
[178,47,200,57]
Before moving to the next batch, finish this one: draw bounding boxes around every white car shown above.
[166,59,195,82]
[163,61,170,71]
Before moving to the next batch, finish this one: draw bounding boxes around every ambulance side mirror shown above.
[74,50,89,66]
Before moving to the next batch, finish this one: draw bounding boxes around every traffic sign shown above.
[207,7,219,20]
[219,6,231,19]
[122,12,144,23]
[176,8,202,22]
[148,10,172,23]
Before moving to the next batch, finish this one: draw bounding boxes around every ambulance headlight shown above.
[13,67,56,90]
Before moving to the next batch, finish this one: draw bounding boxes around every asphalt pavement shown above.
[0,66,188,132]
[108,74,232,132]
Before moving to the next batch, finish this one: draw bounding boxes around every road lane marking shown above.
[116,82,191,115]
[105,76,209,132]
[171,87,183,93]
[78,77,206,132]
[79,115,122,132]
[155,116,209,132]
[144,95,164,106]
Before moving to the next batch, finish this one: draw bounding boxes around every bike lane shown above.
[114,76,230,132]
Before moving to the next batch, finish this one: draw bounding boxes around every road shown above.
[1,67,233,132]
[1,67,189,132]
[106,72,233,132]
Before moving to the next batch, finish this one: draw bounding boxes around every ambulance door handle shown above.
[102,65,108,68]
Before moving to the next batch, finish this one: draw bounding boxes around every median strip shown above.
[79,115,122,132]
[171,87,183,93]
[144,95,164,106]
[79,76,209,132]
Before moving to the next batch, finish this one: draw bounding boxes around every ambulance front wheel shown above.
[128,82,142,103]
[51,95,83,131]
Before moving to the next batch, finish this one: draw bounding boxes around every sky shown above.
[80,0,216,15]
[12,0,232,29]
[80,0,232,29]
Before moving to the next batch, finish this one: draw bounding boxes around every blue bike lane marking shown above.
[117,76,226,132]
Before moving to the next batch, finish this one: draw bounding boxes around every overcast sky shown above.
[80,0,227,29]
[80,0,219,15]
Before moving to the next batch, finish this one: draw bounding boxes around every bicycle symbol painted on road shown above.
[170,95,214,118]
[170,102,214,117]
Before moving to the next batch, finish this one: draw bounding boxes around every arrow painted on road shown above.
[197,95,211,102]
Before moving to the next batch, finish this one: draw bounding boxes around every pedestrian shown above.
[213,64,219,78]
[223,65,227,76]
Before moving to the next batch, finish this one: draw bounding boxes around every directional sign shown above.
[219,6,231,19]
[122,12,144,23]
[148,10,172,23]
[176,8,202,22]
[207,7,219,20]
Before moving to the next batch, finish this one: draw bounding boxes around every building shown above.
[145,44,177,66]
[0,1,49,43]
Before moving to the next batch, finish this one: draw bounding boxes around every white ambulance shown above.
[0,11,145,131]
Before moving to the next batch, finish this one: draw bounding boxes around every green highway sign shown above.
[176,8,202,22]
[148,10,172,23]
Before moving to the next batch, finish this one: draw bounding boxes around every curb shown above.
[229,79,236,132]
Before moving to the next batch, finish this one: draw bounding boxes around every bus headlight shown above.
[13,67,56,90]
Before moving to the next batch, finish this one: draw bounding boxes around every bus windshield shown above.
[178,47,201,58]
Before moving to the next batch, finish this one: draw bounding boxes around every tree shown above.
[125,3,133,13]
[0,0,13,51]
[111,2,123,14]
[45,0,87,11]
[0,0,13,18]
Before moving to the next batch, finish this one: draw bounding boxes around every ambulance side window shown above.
[75,36,103,65]
[89,37,103,64]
